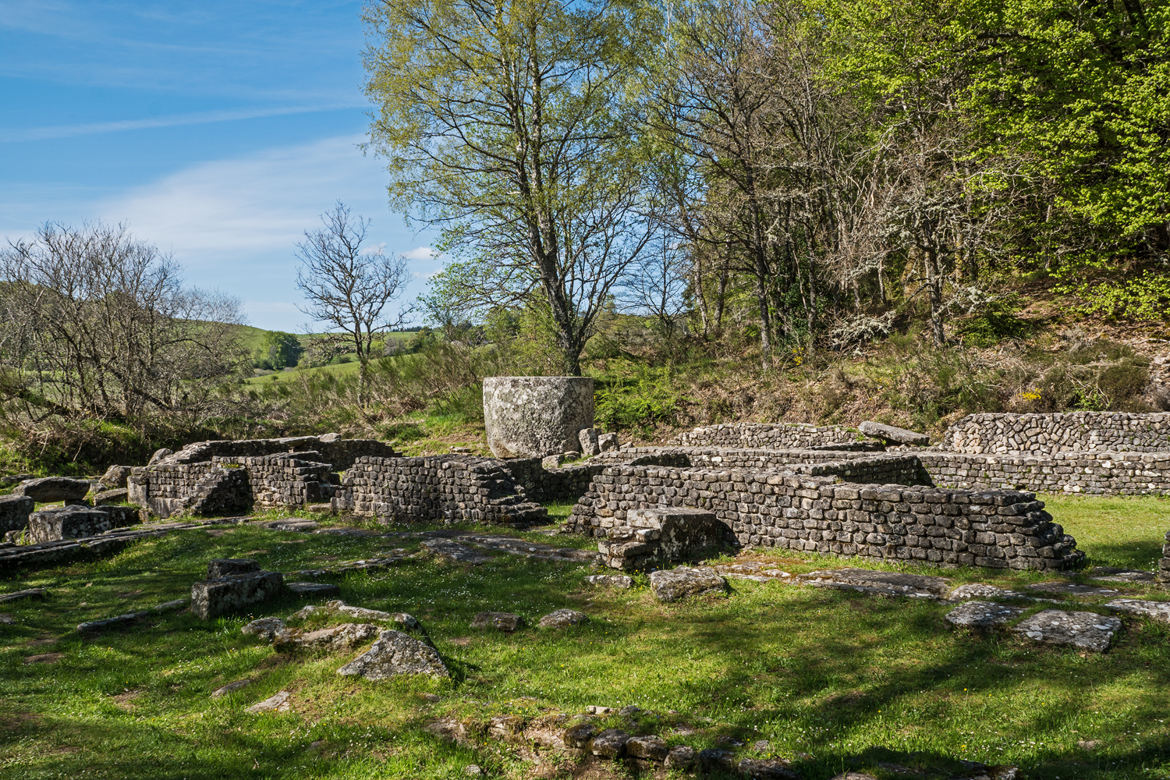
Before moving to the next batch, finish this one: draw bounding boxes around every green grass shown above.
[2,497,1170,779]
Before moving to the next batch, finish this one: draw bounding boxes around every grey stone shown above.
[601,507,736,572]
[274,622,379,653]
[336,629,449,679]
[148,448,173,465]
[649,566,728,602]
[1089,567,1157,583]
[241,617,287,641]
[0,495,34,533]
[191,570,285,620]
[261,518,318,532]
[27,505,139,543]
[860,420,930,446]
[625,734,668,761]
[664,745,696,769]
[207,559,260,579]
[738,757,799,779]
[589,728,629,758]
[1106,598,1170,624]
[1012,610,1121,652]
[292,600,421,631]
[211,678,254,698]
[483,376,595,458]
[471,611,524,632]
[945,601,1024,629]
[1025,582,1119,599]
[798,568,949,599]
[0,587,47,604]
[76,611,151,634]
[99,465,131,489]
[286,581,341,598]
[579,428,600,457]
[583,573,632,590]
[947,583,1028,601]
[13,476,91,503]
[93,488,129,506]
[245,690,291,713]
[597,432,619,453]
[538,609,588,628]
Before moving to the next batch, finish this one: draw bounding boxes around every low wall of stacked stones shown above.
[506,452,695,503]
[210,455,333,509]
[566,465,1082,571]
[166,436,398,470]
[333,455,547,525]
[673,423,868,450]
[915,450,1170,495]
[598,447,929,485]
[941,412,1170,455]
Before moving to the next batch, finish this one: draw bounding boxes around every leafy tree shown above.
[255,331,303,370]
[363,0,661,375]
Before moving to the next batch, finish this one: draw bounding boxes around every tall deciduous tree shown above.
[363,0,660,375]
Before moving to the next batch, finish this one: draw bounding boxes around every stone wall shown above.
[940,412,1170,454]
[128,462,251,518]
[333,455,548,525]
[916,450,1170,495]
[566,464,1082,571]
[163,435,398,470]
[216,454,333,509]
[673,422,867,450]
[0,495,34,534]
[505,452,695,504]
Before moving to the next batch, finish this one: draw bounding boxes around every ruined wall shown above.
[940,412,1170,454]
[916,450,1170,495]
[673,423,868,450]
[213,454,333,509]
[164,435,398,470]
[1159,532,1170,585]
[566,464,1082,571]
[334,455,548,525]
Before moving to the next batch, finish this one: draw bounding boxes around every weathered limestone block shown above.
[99,465,131,489]
[945,601,1024,629]
[538,609,588,628]
[598,432,620,453]
[1160,531,1170,585]
[26,505,141,544]
[1106,598,1170,624]
[14,476,91,503]
[859,421,930,446]
[1012,609,1121,652]
[242,617,287,641]
[93,488,129,506]
[599,507,736,572]
[483,376,595,458]
[207,558,259,579]
[336,629,449,679]
[273,622,380,653]
[648,566,728,602]
[798,568,950,599]
[191,569,285,620]
[0,495,34,533]
[471,611,525,632]
[579,428,601,457]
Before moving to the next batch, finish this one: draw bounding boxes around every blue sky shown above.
[0,0,438,332]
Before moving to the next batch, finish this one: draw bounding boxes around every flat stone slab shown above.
[584,574,633,589]
[0,587,48,604]
[859,420,930,446]
[947,583,1028,601]
[292,600,420,631]
[1012,610,1121,652]
[945,601,1025,629]
[649,566,728,602]
[274,622,379,653]
[713,561,791,582]
[337,629,449,679]
[286,582,341,598]
[1089,567,1157,584]
[13,476,91,503]
[207,558,259,579]
[798,568,950,599]
[260,518,319,532]
[538,609,587,628]
[471,611,524,632]
[242,617,287,641]
[191,570,284,620]
[422,539,494,564]
[1025,582,1119,599]
[245,690,291,714]
[1106,598,1170,624]
[0,495,34,533]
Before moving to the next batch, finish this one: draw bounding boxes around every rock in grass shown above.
[649,566,727,602]
[241,617,286,641]
[1106,598,1170,624]
[859,420,930,446]
[211,679,254,698]
[947,583,1028,601]
[0,587,48,604]
[13,476,90,503]
[625,735,668,761]
[285,581,340,598]
[336,630,449,679]
[664,745,696,769]
[589,729,629,758]
[585,574,633,589]
[245,690,291,713]
[738,757,799,779]
[538,609,587,628]
[274,623,379,653]
[292,600,421,632]
[945,601,1024,630]
[471,611,524,632]
[1012,610,1121,653]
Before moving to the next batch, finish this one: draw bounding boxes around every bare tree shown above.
[295,202,410,396]
[0,222,245,440]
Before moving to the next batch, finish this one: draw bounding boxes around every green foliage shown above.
[954,296,1033,347]
[252,331,303,370]
[594,368,681,436]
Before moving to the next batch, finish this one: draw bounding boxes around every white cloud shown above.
[402,245,437,261]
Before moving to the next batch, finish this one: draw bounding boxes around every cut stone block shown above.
[483,376,595,458]
[336,629,449,679]
[597,432,619,452]
[27,505,140,543]
[286,582,341,598]
[947,583,1028,601]
[945,600,1024,629]
[798,568,949,599]
[207,558,260,579]
[99,465,131,489]
[584,574,633,589]
[1012,609,1121,652]
[1025,582,1119,599]
[0,495,34,533]
[649,566,728,602]
[538,609,587,628]
[471,611,524,632]
[859,420,930,446]
[601,507,735,572]
[13,476,91,503]
[191,570,285,620]
[579,428,600,457]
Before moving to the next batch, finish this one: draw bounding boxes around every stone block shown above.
[26,505,140,544]
[207,558,260,579]
[0,495,34,533]
[859,421,930,446]
[648,566,728,602]
[191,570,285,620]
[483,376,594,458]
[14,476,91,503]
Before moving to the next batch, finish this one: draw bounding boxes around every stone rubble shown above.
[584,573,634,589]
[598,506,736,572]
[336,629,449,679]
[648,566,728,602]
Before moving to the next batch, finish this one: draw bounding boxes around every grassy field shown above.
[1,497,1169,779]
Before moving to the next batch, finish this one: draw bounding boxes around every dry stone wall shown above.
[673,423,866,450]
[128,462,251,518]
[566,464,1083,571]
[916,450,1170,495]
[163,435,398,470]
[218,454,333,509]
[334,455,548,525]
[941,412,1170,454]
